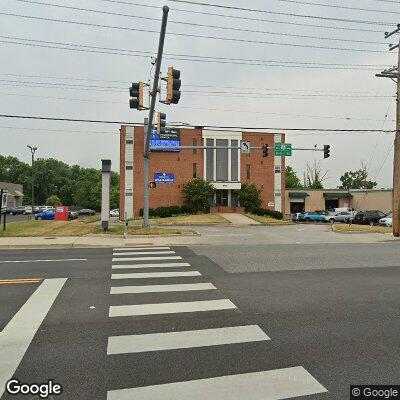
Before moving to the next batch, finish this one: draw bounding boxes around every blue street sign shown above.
[154,173,175,184]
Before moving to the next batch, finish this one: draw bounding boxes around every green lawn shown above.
[245,214,291,225]
[133,214,229,225]
[0,220,187,237]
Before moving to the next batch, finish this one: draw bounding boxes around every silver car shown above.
[324,211,354,223]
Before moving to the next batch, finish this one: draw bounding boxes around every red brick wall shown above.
[241,132,276,209]
[119,126,126,217]
[133,127,203,216]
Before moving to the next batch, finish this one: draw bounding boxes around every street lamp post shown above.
[27,145,37,215]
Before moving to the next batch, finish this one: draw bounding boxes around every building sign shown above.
[149,128,180,152]
[154,173,175,184]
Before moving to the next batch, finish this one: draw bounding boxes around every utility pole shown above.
[27,145,37,217]
[142,5,169,228]
[376,24,400,237]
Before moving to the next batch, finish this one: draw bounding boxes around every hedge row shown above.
[139,205,194,218]
[252,208,283,220]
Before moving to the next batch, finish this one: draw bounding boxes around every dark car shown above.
[353,210,387,226]
[77,209,96,216]
[68,211,78,220]
[1,207,14,214]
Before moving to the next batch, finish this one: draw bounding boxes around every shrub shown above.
[139,205,194,218]
[252,208,283,220]
[182,178,214,213]
[237,183,262,212]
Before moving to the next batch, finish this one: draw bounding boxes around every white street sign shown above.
[241,141,250,153]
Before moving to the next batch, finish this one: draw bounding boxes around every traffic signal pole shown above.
[142,5,169,228]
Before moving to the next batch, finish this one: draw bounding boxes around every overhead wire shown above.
[0,13,390,53]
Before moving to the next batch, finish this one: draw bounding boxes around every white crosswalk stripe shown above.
[109,299,237,317]
[111,283,216,294]
[112,262,191,269]
[107,246,327,399]
[107,366,327,400]
[113,251,176,256]
[107,325,269,354]
[111,271,201,280]
[112,256,182,262]
[113,247,171,251]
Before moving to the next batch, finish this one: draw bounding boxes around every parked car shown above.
[78,209,96,216]
[379,212,392,227]
[68,211,78,220]
[353,210,387,226]
[324,211,354,224]
[35,210,55,220]
[110,209,119,217]
[1,207,14,214]
[9,206,31,215]
[298,212,326,223]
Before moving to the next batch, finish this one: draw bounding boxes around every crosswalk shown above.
[106,246,327,399]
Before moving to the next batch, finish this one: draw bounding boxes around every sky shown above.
[0,0,398,188]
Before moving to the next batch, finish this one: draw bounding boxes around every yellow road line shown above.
[0,278,42,285]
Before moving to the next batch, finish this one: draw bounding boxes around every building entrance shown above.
[215,190,229,207]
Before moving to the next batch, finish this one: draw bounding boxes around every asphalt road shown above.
[0,244,399,399]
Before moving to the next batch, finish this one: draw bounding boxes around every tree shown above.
[339,164,377,190]
[303,161,327,189]
[182,178,214,212]
[285,166,303,189]
[237,183,262,211]
[45,195,61,206]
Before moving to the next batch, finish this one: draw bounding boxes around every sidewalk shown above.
[217,213,260,225]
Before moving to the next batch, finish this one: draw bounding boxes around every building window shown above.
[231,139,239,181]
[216,139,228,181]
[246,164,251,180]
[193,163,197,178]
[275,165,281,174]
[206,138,214,181]
[193,138,197,155]
[126,139,133,144]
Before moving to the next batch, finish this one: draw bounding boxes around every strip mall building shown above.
[119,125,286,218]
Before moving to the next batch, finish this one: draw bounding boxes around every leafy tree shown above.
[339,164,377,190]
[285,166,303,189]
[303,161,327,189]
[182,178,214,212]
[237,183,262,211]
[45,195,62,206]
[0,155,119,210]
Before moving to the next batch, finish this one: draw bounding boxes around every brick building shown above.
[119,125,285,218]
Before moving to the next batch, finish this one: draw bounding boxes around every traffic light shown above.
[262,144,269,157]
[166,66,181,104]
[324,144,331,159]
[129,81,144,110]
[156,112,166,134]
[149,181,157,189]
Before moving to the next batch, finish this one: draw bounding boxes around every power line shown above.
[0,73,392,93]
[0,37,391,69]
[167,0,396,26]
[7,2,389,45]
[264,0,400,14]
[94,0,389,33]
[0,12,389,52]
[0,125,118,134]
[0,114,396,132]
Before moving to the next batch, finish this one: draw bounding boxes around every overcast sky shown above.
[0,0,398,188]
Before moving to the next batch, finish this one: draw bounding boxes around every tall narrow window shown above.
[193,138,197,155]
[231,139,238,181]
[206,138,214,181]
[246,164,251,180]
[216,139,228,181]
[193,163,197,178]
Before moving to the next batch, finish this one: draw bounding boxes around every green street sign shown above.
[275,142,292,157]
